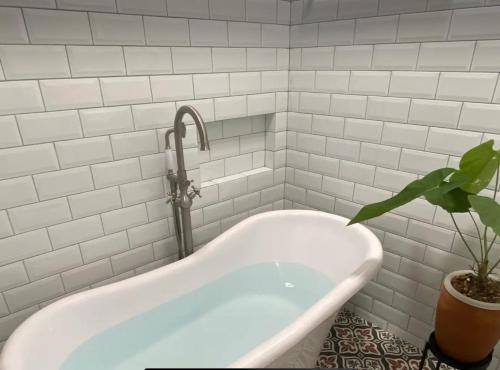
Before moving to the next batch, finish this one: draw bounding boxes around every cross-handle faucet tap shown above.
[188,184,202,200]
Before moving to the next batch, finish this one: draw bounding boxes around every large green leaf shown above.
[450,140,499,194]
[348,168,455,225]
[469,195,500,235]
[425,186,471,212]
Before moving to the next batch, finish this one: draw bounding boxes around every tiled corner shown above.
[0,2,500,365]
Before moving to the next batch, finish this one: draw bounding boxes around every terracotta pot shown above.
[435,270,500,363]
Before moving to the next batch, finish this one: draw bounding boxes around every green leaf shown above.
[425,186,471,212]
[469,195,500,235]
[450,140,499,194]
[348,168,455,225]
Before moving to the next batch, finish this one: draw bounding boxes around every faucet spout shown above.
[174,105,210,151]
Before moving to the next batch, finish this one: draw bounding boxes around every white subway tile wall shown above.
[286,1,500,365]
[0,1,500,364]
[0,0,289,347]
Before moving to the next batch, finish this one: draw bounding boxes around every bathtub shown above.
[0,210,382,369]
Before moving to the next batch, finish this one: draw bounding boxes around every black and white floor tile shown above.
[318,310,450,370]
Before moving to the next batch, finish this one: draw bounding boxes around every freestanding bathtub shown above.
[0,210,382,369]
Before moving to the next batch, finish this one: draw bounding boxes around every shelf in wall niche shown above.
[178,92,287,125]
[201,167,273,189]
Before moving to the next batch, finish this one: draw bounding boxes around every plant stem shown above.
[494,164,499,201]
[451,214,480,267]
[483,225,488,278]
[487,258,500,275]
[487,234,498,254]
[469,211,484,261]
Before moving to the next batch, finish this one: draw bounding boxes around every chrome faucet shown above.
[164,106,210,259]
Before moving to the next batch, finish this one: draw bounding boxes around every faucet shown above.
[164,106,210,259]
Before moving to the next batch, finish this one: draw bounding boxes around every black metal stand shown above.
[418,332,493,370]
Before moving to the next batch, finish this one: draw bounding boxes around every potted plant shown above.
[348,140,500,363]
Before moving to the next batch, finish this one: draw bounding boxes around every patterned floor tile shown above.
[318,310,451,370]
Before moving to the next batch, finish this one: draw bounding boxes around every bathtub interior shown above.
[2,211,381,370]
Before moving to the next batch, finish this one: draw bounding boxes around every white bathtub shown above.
[0,210,382,369]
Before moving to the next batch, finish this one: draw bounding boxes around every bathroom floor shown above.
[318,310,449,370]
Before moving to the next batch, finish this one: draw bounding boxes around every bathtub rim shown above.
[229,258,381,367]
[229,212,382,367]
[0,210,382,370]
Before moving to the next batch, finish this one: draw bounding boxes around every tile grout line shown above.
[0,2,497,20]
[2,3,500,356]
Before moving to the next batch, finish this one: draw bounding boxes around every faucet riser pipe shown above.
[167,172,184,260]
[168,105,210,260]
[180,208,194,256]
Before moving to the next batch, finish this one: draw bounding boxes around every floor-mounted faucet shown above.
[165,106,210,259]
